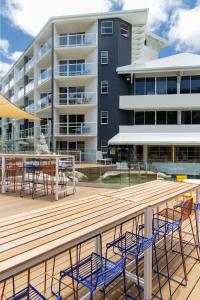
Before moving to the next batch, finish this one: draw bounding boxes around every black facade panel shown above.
[97,18,132,150]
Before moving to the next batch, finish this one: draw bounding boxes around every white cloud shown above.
[0,39,10,55]
[0,62,12,78]
[8,51,23,61]
[1,0,107,36]
[168,4,200,52]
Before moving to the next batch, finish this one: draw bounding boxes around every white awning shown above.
[108,132,200,146]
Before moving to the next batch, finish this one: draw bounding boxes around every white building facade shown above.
[0,9,167,162]
[109,53,200,175]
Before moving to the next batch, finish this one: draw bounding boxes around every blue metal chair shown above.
[7,284,50,300]
[153,217,188,300]
[106,230,160,300]
[56,252,126,300]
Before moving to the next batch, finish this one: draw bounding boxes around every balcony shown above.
[9,78,14,88]
[25,58,34,73]
[38,67,51,86]
[55,92,96,106]
[37,39,52,61]
[10,95,15,102]
[17,88,24,99]
[120,93,200,110]
[37,95,52,111]
[17,68,24,81]
[17,127,34,139]
[25,80,34,95]
[25,103,35,114]
[4,84,9,93]
[55,63,96,85]
[55,122,96,136]
[56,33,96,48]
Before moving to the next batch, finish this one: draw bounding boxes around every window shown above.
[157,77,167,94]
[101,140,108,153]
[120,23,129,38]
[156,111,167,124]
[148,146,172,162]
[135,112,145,125]
[101,51,108,64]
[175,146,200,162]
[180,76,190,94]
[181,111,192,124]
[167,77,177,94]
[145,111,155,124]
[101,80,108,94]
[192,111,200,124]
[135,78,145,95]
[167,111,177,124]
[101,21,113,34]
[191,76,200,93]
[101,111,108,124]
[146,78,155,95]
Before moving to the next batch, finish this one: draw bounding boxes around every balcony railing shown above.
[55,122,96,136]
[37,94,52,111]
[10,95,15,102]
[55,33,96,48]
[4,84,9,93]
[38,67,51,85]
[55,92,96,106]
[17,127,34,139]
[25,80,34,94]
[37,39,52,60]
[17,68,24,81]
[25,103,35,114]
[25,58,34,73]
[18,88,24,99]
[55,63,96,77]
[9,78,14,88]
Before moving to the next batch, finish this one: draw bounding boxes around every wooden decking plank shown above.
[0,196,124,237]
[0,198,127,242]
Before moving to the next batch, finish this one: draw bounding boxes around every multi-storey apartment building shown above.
[109,53,200,175]
[0,9,167,162]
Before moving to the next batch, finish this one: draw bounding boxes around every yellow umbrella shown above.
[0,94,39,120]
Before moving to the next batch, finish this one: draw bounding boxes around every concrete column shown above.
[143,145,148,162]
[178,110,182,125]
[177,75,181,94]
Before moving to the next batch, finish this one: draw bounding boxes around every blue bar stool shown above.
[106,229,161,300]
[20,162,46,199]
[7,284,51,300]
[54,252,127,300]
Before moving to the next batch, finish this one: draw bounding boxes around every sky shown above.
[0,0,199,78]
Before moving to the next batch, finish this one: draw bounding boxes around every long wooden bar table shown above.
[0,180,199,300]
[0,153,76,200]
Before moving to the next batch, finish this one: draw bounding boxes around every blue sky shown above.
[0,0,200,77]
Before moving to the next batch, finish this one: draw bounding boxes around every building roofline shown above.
[1,9,148,82]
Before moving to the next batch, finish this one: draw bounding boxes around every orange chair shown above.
[157,197,200,282]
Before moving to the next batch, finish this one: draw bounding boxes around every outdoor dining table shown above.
[0,180,199,300]
[0,153,76,200]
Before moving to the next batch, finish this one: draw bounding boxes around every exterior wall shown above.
[120,93,200,110]
[97,18,132,151]
[119,124,200,133]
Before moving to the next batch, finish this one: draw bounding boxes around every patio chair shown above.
[2,158,22,192]
[7,284,53,300]
[157,198,200,278]
[153,218,185,299]
[106,229,161,300]
[55,252,127,300]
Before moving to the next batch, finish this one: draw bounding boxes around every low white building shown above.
[109,53,200,175]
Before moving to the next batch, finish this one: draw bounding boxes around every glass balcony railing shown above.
[9,78,14,88]
[4,84,9,93]
[10,95,15,102]
[17,68,24,81]
[25,80,34,94]
[55,33,96,48]
[37,94,52,111]
[25,103,35,114]
[25,58,34,73]
[55,122,97,136]
[37,39,52,60]
[17,127,34,139]
[55,63,96,77]
[55,92,96,105]
[38,67,51,85]
[18,88,24,99]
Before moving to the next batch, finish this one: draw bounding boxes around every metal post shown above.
[144,206,153,300]
[1,156,5,193]
[196,188,200,245]
[55,157,59,201]
[72,156,76,194]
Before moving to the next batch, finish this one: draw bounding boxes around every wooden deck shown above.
[0,180,200,299]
